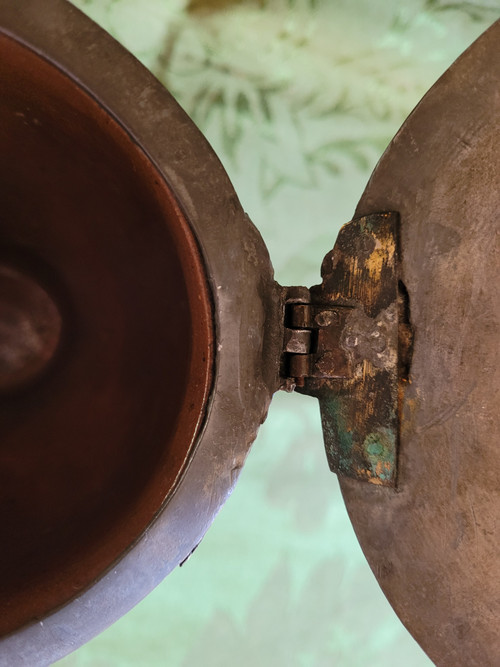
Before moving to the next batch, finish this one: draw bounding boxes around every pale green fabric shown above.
[59,2,496,665]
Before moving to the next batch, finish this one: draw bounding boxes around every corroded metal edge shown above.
[300,212,408,486]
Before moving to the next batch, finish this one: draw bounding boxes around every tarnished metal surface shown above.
[289,213,404,486]
[0,1,282,664]
[1,3,498,666]
[283,300,352,383]
[0,26,214,641]
[342,20,500,666]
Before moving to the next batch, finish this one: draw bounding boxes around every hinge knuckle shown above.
[282,291,351,384]
[280,212,407,487]
[287,303,313,329]
[284,328,311,355]
[288,354,312,379]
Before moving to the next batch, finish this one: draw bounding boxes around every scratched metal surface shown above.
[59,1,495,666]
[304,213,402,487]
[344,20,500,666]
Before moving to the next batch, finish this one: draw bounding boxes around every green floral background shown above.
[59,1,497,665]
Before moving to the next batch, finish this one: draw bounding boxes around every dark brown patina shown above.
[342,20,500,666]
[0,4,281,662]
[0,33,213,637]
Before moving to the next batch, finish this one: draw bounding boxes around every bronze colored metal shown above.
[1,1,499,666]
[313,213,402,488]
[0,25,215,643]
[0,1,281,663]
[285,213,403,486]
[341,20,500,666]
[283,301,352,381]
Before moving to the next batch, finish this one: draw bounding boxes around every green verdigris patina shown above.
[295,212,411,486]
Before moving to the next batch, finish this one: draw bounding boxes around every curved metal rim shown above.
[0,1,282,663]
[342,19,500,666]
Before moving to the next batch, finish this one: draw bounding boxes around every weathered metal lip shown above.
[0,0,282,663]
[0,29,215,639]
[341,19,500,666]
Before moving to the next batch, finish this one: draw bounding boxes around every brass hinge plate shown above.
[281,212,412,487]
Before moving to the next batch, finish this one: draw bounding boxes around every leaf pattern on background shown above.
[424,0,499,20]
[181,555,421,667]
[147,0,494,196]
[72,0,496,198]
[262,402,334,533]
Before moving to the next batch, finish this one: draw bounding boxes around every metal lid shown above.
[342,19,500,665]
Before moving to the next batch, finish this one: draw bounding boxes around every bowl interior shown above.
[0,33,213,636]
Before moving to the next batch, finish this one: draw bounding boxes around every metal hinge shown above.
[282,290,352,389]
[280,212,412,488]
